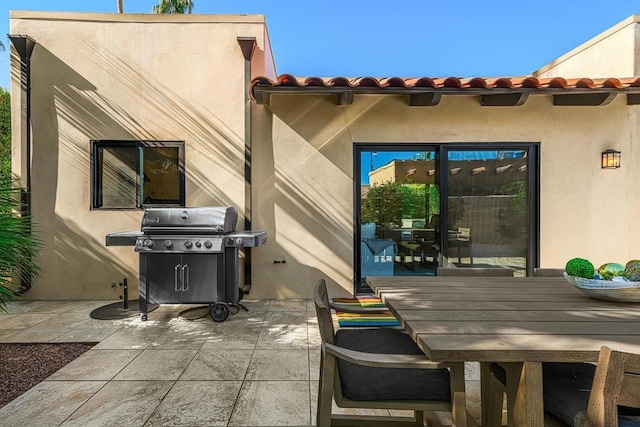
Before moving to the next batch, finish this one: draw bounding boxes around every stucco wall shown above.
[534,15,639,78]
[10,12,273,299]
[252,94,640,298]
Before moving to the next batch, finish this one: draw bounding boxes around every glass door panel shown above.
[357,148,439,291]
[441,148,532,276]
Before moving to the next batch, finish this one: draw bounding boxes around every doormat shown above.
[331,297,400,327]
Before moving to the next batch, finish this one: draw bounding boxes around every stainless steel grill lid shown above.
[141,206,238,235]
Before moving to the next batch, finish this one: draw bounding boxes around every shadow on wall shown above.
[256,96,383,294]
[26,40,252,298]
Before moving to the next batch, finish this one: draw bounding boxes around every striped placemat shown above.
[332,297,400,327]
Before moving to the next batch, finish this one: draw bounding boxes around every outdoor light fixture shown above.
[601,149,621,169]
[450,167,462,175]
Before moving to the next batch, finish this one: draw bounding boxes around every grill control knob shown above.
[235,237,245,247]
[204,240,212,249]
[164,240,173,248]
[184,240,193,248]
[195,241,202,248]
[143,239,154,248]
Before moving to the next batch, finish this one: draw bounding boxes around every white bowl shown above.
[563,272,640,303]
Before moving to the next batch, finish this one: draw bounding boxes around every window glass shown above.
[100,145,137,208]
[92,141,184,209]
[142,147,180,205]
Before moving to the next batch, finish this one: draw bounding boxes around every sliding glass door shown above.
[355,143,538,293]
[440,146,538,276]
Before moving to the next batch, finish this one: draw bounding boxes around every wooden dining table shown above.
[366,275,640,427]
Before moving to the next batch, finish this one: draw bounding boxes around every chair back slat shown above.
[313,279,336,345]
[585,346,640,427]
[619,373,640,407]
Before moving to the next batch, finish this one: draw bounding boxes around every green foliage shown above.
[0,178,42,310]
[399,184,426,220]
[496,179,526,239]
[152,0,193,13]
[427,184,440,218]
[361,181,403,227]
[565,257,595,279]
[0,87,10,179]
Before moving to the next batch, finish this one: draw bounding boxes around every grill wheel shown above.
[210,303,229,322]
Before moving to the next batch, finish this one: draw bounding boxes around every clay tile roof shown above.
[250,73,640,100]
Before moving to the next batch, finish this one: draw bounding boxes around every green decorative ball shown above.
[565,258,595,279]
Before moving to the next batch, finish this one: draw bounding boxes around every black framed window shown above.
[91,140,185,209]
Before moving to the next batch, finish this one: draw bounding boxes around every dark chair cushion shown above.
[543,362,640,426]
[334,328,451,402]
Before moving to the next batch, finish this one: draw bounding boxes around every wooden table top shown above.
[366,276,640,363]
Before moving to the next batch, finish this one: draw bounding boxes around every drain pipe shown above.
[237,37,256,295]
[8,34,36,295]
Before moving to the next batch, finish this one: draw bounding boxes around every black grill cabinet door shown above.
[144,254,183,304]
[180,254,221,303]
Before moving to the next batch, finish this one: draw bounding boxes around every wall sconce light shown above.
[450,167,462,175]
[601,149,621,169]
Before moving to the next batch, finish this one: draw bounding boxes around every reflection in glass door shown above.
[441,147,536,276]
[357,147,439,291]
[355,144,539,292]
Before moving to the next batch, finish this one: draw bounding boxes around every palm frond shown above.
[0,178,42,311]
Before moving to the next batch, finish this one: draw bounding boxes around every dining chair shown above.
[313,278,469,427]
[437,267,514,277]
[489,347,640,426]
[583,346,640,427]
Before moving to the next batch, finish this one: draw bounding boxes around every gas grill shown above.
[106,206,267,321]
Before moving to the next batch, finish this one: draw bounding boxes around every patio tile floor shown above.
[0,299,482,426]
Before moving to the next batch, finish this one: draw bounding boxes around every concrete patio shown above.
[0,299,482,426]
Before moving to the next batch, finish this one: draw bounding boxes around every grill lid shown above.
[141,206,238,235]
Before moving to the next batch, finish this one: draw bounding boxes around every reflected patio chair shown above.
[450,227,472,264]
[313,279,469,427]
[437,267,514,277]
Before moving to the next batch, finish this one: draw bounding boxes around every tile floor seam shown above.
[55,379,113,427]
[140,379,178,427]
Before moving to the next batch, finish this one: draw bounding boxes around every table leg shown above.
[480,362,505,427]
[503,362,543,427]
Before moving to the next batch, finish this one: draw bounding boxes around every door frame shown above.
[354,142,540,294]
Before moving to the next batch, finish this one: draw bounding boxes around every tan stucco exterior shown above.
[252,94,640,297]
[10,12,276,299]
[534,15,640,77]
[10,11,640,300]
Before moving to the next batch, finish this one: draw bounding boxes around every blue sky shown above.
[1,1,640,90]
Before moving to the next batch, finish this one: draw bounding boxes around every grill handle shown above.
[174,264,181,292]
[182,264,189,291]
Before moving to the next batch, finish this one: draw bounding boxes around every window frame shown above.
[91,140,186,210]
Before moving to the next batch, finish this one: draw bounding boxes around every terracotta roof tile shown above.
[250,74,640,100]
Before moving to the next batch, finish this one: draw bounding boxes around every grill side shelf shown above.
[105,231,143,246]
